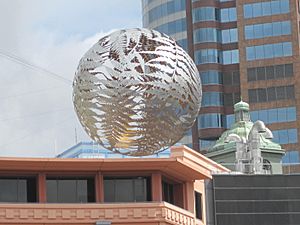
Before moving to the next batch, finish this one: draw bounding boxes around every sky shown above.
[0,0,142,157]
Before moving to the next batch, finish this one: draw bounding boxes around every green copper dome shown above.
[204,100,285,174]
[207,100,284,153]
[234,100,249,112]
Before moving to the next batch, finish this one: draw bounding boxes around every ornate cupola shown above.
[205,101,285,174]
[234,100,250,122]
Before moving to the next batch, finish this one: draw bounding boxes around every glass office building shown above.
[142,0,300,169]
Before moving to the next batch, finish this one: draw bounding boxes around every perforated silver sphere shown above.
[73,28,202,156]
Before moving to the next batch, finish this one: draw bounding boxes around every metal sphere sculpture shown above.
[73,28,202,156]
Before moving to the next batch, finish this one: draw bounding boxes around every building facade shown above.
[206,174,300,225]
[142,0,300,168]
[0,146,229,225]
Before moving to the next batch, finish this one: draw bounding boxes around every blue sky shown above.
[0,0,142,157]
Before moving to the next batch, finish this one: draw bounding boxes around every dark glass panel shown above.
[257,88,267,102]
[247,68,256,81]
[223,72,232,85]
[248,89,257,103]
[285,64,293,77]
[286,85,295,99]
[266,66,275,80]
[58,180,77,203]
[116,179,134,202]
[276,86,286,100]
[0,179,17,202]
[195,192,202,220]
[267,87,276,101]
[0,177,37,203]
[275,65,285,79]
[104,179,115,202]
[162,180,174,204]
[232,71,240,85]
[224,93,233,106]
[46,178,95,203]
[104,177,150,203]
[233,93,241,104]
[257,67,266,80]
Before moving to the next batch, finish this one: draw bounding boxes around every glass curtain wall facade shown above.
[142,0,192,146]
[142,0,300,169]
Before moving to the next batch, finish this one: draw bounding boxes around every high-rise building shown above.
[142,0,300,168]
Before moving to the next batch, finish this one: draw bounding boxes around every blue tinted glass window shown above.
[263,23,273,37]
[273,130,279,143]
[222,50,239,64]
[287,107,296,121]
[272,22,282,36]
[253,24,263,38]
[281,21,291,34]
[245,25,253,39]
[253,3,262,17]
[264,44,274,58]
[268,108,278,123]
[280,0,290,13]
[258,109,268,122]
[245,21,291,40]
[273,43,283,57]
[290,151,299,163]
[199,139,217,149]
[246,42,292,61]
[147,0,186,24]
[232,50,239,64]
[277,108,287,122]
[193,7,218,22]
[278,129,288,144]
[222,50,231,64]
[229,8,237,21]
[198,113,225,128]
[222,30,230,43]
[288,129,298,143]
[210,49,218,62]
[244,4,253,18]
[221,8,229,22]
[271,0,281,14]
[155,18,187,35]
[262,1,272,15]
[230,28,238,42]
[222,28,238,43]
[283,42,292,56]
[246,47,255,60]
[206,7,215,20]
[195,49,220,64]
[255,45,264,59]
[208,28,218,42]
[243,0,290,19]
[177,39,187,50]
[202,92,224,106]
[226,114,234,128]
[250,111,258,122]
[194,28,218,43]
[200,71,222,84]
[221,7,236,22]
[282,151,300,164]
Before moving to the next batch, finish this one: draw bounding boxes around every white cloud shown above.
[0,0,141,157]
